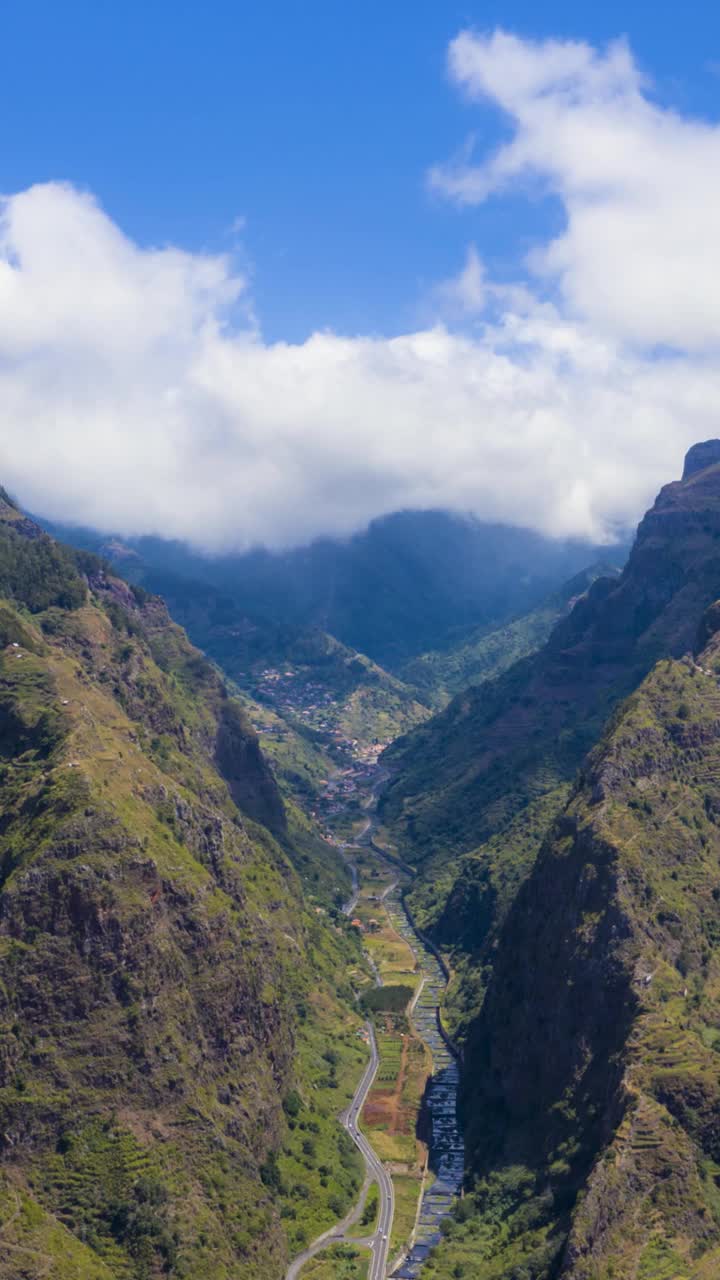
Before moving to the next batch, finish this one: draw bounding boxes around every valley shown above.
[8,445,720,1279]
[244,441,720,1280]
[12,13,720,1277]
[247,678,465,1279]
[287,760,464,1280]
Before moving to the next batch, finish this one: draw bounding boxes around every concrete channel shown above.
[384,889,464,1278]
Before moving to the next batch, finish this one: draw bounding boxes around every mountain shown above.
[383,442,720,869]
[43,510,618,669]
[128,567,431,749]
[0,493,366,1279]
[399,562,620,708]
[430,617,720,1279]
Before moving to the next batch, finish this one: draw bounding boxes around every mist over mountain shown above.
[384,442,720,1276]
[43,509,622,669]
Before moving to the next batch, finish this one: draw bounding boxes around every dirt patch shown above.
[366,1034,412,1134]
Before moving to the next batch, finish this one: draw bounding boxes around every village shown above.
[246,659,464,1275]
[249,664,390,823]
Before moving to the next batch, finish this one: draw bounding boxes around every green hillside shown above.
[400,563,619,708]
[0,497,366,1280]
[424,620,720,1279]
[47,511,614,669]
[118,569,431,752]
[383,452,720,1008]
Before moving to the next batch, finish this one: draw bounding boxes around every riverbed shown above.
[384,889,464,1277]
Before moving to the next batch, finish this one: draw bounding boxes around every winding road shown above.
[286,770,396,1278]
[285,1019,394,1280]
[285,763,460,1279]
[342,1022,395,1279]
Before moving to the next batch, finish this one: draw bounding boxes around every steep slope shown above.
[97,568,431,751]
[407,784,572,1043]
[384,442,720,869]
[426,615,720,1279]
[399,563,619,709]
[0,497,364,1280]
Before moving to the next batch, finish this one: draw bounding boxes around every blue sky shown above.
[5,3,720,551]
[4,0,720,342]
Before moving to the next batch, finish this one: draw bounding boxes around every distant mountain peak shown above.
[682,438,720,480]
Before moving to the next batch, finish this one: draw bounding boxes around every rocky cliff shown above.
[383,448,720,1045]
[437,619,720,1279]
[0,495,362,1280]
[384,447,720,866]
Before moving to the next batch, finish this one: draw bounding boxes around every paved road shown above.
[344,1022,395,1279]
[286,766,415,1279]
[285,1020,394,1279]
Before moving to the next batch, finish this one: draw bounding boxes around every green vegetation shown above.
[425,643,720,1277]
[360,984,414,1014]
[74,509,610,670]
[345,1183,380,1240]
[274,989,367,1254]
[390,1172,426,1258]
[407,786,570,1040]
[417,1169,564,1280]
[382,459,720,869]
[130,568,431,752]
[0,493,103,614]
[299,1242,370,1278]
[22,449,720,1279]
[400,564,617,708]
[382,457,720,1065]
[0,503,368,1279]
[0,1172,116,1280]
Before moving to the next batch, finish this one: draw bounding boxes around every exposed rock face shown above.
[383,442,720,1056]
[458,627,720,1277]
[215,699,287,834]
[682,437,720,479]
[379,444,720,1276]
[385,443,720,866]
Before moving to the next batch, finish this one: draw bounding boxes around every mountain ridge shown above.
[383,448,720,868]
[439,623,720,1278]
[40,509,620,669]
[416,444,720,1277]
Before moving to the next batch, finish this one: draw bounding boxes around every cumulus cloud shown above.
[2,33,720,550]
[432,29,720,351]
[436,244,487,315]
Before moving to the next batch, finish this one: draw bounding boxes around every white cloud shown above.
[3,32,720,555]
[432,29,720,351]
[437,244,487,314]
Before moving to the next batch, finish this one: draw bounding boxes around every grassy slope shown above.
[406,785,571,1042]
[384,462,720,866]
[0,506,365,1280]
[298,1242,370,1278]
